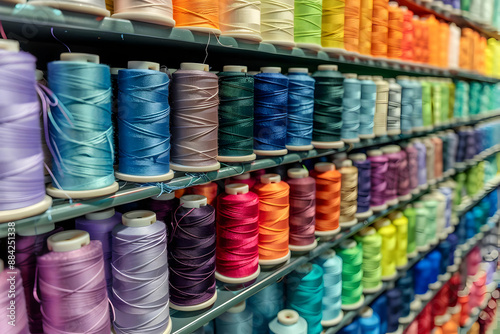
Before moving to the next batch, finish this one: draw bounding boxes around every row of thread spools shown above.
[2,125,499,334]
[15,0,500,77]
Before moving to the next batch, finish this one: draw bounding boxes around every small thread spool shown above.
[381,145,401,206]
[371,293,388,333]
[405,143,419,194]
[215,301,253,333]
[286,168,317,252]
[427,250,442,289]
[112,0,174,26]
[30,0,110,16]
[314,250,344,326]
[423,198,439,246]
[375,218,397,281]
[386,78,402,136]
[359,0,373,55]
[404,205,418,258]
[423,137,436,185]
[412,139,428,190]
[397,271,414,323]
[431,136,444,181]
[373,76,389,137]
[359,307,381,334]
[260,0,295,48]
[344,0,361,53]
[312,162,341,238]
[294,0,322,50]
[311,65,345,149]
[254,174,291,266]
[341,73,361,143]
[358,76,376,139]
[338,239,365,310]
[397,76,414,134]
[397,148,411,201]
[414,258,432,298]
[411,79,425,131]
[248,282,284,333]
[254,67,289,156]
[149,192,179,225]
[269,309,308,334]
[371,0,389,57]
[173,0,220,34]
[386,287,402,333]
[339,164,359,228]
[414,202,429,252]
[171,63,220,172]
[350,153,373,219]
[387,2,403,59]
[388,210,408,269]
[367,149,388,212]
[219,0,262,42]
[355,227,383,294]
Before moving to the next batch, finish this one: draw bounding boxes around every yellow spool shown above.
[321,0,345,50]
[374,218,397,280]
[389,211,408,269]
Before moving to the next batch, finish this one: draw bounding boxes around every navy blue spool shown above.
[456,130,467,163]
[411,81,423,130]
[397,270,414,319]
[426,251,441,284]
[437,240,451,275]
[253,71,289,153]
[414,259,431,295]
[359,78,376,138]
[352,158,371,214]
[338,318,361,334]
[456,215,467,245]
[117,69,171,177]
[370,294,387,334]
[341,76,361,141]
[247,282,284,334]
[446,233,458,268]
[359,310,380,334]
[397,78,414,134]
[286,70,315,150]
[465,129,476,160]
[386,287,402,333]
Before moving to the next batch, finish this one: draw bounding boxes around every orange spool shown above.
[187,182,218,206]
[387,3,403,59]
[253,174,290,264]
[401,7,413,62]
[175,188,186,198]
[412,16,422,62]
[460,28,473,70]
[371,0,388,57]
[359,0,373,55]
[173,0,220,34]
[344,0,361,53]
[311,162,341,236]
[420,18,430,64]
[427,15,440,66]
[458,289,470,327]
[439,22,450,68]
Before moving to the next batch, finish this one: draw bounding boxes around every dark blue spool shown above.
[370,293,388,334]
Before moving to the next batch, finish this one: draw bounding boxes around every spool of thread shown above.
[149,192,179,225]
[344,0,361,53]
[172,0,220,34]
[338,319,361,334]
[217,65,256,162]
[248,282,284,334]
[389,211,408,268]
[171,63,220,172]
[342,73,361,143]
[219,0,262,42]
[339,164,359,228]
[260,0,295,47]
[413,202,428,252]
[357,76,376,139]
[381,145,401,206]
[458,288,470,327]
[359,307,380,334]
[411,79,424,131]
[423,198,439,246]
[228,172,256,189]
[412,139,427,189]
[112,0,174,26]
[350,153,373,219]
[286,168,317,251]
[311,162,341,238]
[269,309,308,334]
[359,0,373,55]
[414,258,432,298]
[338,239,364,310]
[397,270,414,322]
[294,0,322,50]
[404,143,419,194]
[371,0,389,57]
[286,68,315,151]
[115,61,174,182]
[30,0,110,16]
[254,67,289,156]
[46,53,118,199]
[311,65,345,149]
[215,183,260,284]
[314,250,343,326]
[404,205,417,258]
[420,79,433,129]
[374,218,397,280]
[401,7,413,61]
[397,76,414,134]
[373,76,389,137]
[423,138,436,185]
[286,263,324,334]
[215,301,253,333]
[371,293,388,333]
[397,148,411,201]
[386,287,402,333]
[321,0,345,51]
[169,196,217,310]
[367,149,388,212]
[355,227,383,293]
[431,136,444,181]
[386,78,401,136]
[427,251,442,288]
[186,182,218,207]
[254,174,291,265]
[38,230,110,333]
[0,261,29,334]
[387,2,403,59]
[417,303,433,334]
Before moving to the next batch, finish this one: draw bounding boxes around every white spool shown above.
[30,0,110,16]
[220,0,263,42]
[260,0,295,48]
[269,309,308,334]
[47,230,90,252]
[112,0,175,27]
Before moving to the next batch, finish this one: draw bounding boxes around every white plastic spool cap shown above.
[287,168,309,179]
[288,67,308,73]
[225,183,249,195]
[122,210,156,227]
[227,301,246,313]
[361,307,373,318]
[340,239,356,249]
[341,160,353,167]
[400,6,408,11]
[375,218,390,228]
[223,65,247,72]
[85,208,115,221]
[180,63,209,71]
[315,162,335,172]
[278,310,300,326]
[0,40,20,52]
[318,64,338,71]
[358,75,372,80]
[411,299,422,311]
[359,227,376,236]
[110,67,125,75]
[260,67,281,73]
[367,149,383,157]
[387,78,396,83]
[349,153,367,161]
[295,263,312,274]
[261,174,281,184]
[60,53,100,63]
[233,173,251,180]
[381,145,401,154]
[47,230,90,252]
[319,249,336,259]
[151,192,176,201]
[180,195,208,208]
[128,61,160,71]
[344,73,358,79]
[372,76,383,81]
[389,1,399,7]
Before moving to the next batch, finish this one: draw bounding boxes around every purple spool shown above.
[350,154,372,218]
[148,192,179,225]
[413,140,427,188]
[405,144,419,193]
[465,129,476,160]
[382,146,401,206]
[367,150,389,212]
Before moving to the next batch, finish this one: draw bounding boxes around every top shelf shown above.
[0,3,498,83]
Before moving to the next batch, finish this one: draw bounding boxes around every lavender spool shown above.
[349,153,373,220]
[0,260,29,334]
[412,139,428,190]
[397,147,411,201]
[404,142,419,195]
[367,149,389,212]
[381,145,401,206]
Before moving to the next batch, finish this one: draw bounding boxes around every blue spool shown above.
[456,215,467,245]
[253,69,289,155]
[386,287,402,333]
[370,294,387,334]
[116,68,173,181]
[314,250,343,325]
[338,318,361,334]
[411,80,424,130]
[215,302,253,334]
[446,233,458,268]
[247,282,284,334]
[437,240,451,276]
[465,210,477,240]
[426,251,441,285]
[359,308,380,334]
[489,190,498,215]
[351,155,371,216]
[397,270,414,319]
[286,69,315,151]
[359,78,376,139]
[397,78,414,134]
[341,75,361,142]
[414,259,432,295]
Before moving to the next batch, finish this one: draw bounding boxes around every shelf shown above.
[0,4,498,83]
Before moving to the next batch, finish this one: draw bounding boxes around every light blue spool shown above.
[411,79,424,131]
[215,301,253,334]
[413,259,432,296]
[426,251,441,285]
[359,307,380,334]
[286,68,315,151]
[439,187,453,232]
[338,318,361,334]
[397,77,414,134]
[314,249,343,326]
[247,282,284,334]
[269,309,308,334]
[358,77,376,139]
[341,74,361,143]
[453,80,469,119]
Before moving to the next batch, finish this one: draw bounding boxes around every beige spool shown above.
[112,0,175,26]
[30,0,110,16]
[260,0,295,48]
[220,0,263,42]
[372,76,389,137]
[339,164,359,228]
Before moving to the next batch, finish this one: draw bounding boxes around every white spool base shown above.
[359,133,375,139]
[387,129,401,136]
[296,42,322,52]
[417,244,430,252]
[112,12,175,27]
[30,0,110,16]
[170,292,217,312]
[341,295,365,311]
[398,194,412,202]
[438,232,448,241]
[170,162,220,172]
[399,314,414,324]
[46,182,119,199]
[175,26,221,36]
[412,188,420,195]
[418,290,433,301]
[217,153,256,162]
[385,198,399,206]
[254,149,288,156]
[487,281,497,293]
[215,266,261,284]
[222,33,263,43]
[428,179,437,186]
[429,281,442,290]
[311,140,344,149]
[407,249,418,259]
[447,264,458,273]
[164,317,172,334]
[419,183,428,190]
[381,272,398,281]
[342,137,360,144]
[321,311,344,327]
[261,40,296,48]
[315,227,341,240]
[289,240,318,253]
[286,144,314,151]
[370,203,388,212]
[397,263,408,270]
[340,218,358,228]
[115,170,174,183]
[438,272,451,282]
[412,126,426,132]
[429,238,439,246]
[259,251,291,267]
[0,195,52,223]
[363,282,383,294]
[322,47,347,55]
[355,209,373,220]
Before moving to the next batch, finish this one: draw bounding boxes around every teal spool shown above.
[397,77,413,133]
[469,82,482,116]
[215,302,253,334]
[411,80,423,130]
[47,59,115,191]
[314,250,343,325]
[358,77,376,138]
[286,263,324,334]
[217,68,255,160]
[248,282,284,334]
[269,310,308,334]
[481,83,492,114]
[341,74,361,142]
[453,80,469,119]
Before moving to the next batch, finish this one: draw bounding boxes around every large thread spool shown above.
[357,76,376,139]
[171,63,220,172]
[286,168,317,251]
[397,76,414,134]
[311,162,341,238]
[30,0,110,16]
[311,65,345,149]
[371,0,389,57]
[411,78,424,131]
[388,210,408,269]
[373,76,389,137]
[367,149,388,212]
[286,68,315,151]
[350,153,373,219]
[172,0,220,34]
[112,0,175,26]
[359,0,373,55]
[0,40,51,222]
[269,309,308,334]
[403,205,417,258]
[342,73,361,143]
[169,196,217,310]
[294,0,322,50]
[248,282,284,333]
[260,0,295,48]
[217,65,256,162]
[321,0,345,52]
[46,53,118,199]
[314,250,344,326]
[254,67,289,156]
[397,148,411,201]
[219,0,262,42]
[254,174,291,266]
[386,78,402,136]
[216,183,260,284]
[215,301,253,333]
[344,0,361,53]
[375,218,397,280]
[115,61,174,182]
[149,192,179,225]
[355,227,383,293]
[387,2,403,59]
[381,145,401,206]
[338,239,365,310]
[339,163,359,227]
[39,230,111,333]
[359,307,380,334]
[0,260,29,334]
[286,263,324,334]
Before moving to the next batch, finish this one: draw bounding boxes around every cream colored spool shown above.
[30,0,110,16]
[220,0,263,42]
[260,0,295,48]
[112,0,175,26]
[372,76,389,137]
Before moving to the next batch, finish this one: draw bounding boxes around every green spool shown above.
[448,80,455,121]
[431,81,442,125]
[421,80,433,128]
[354,227,382,292]
[414,203,428,251]
[403,206,417,256]
[440,81,450,124]
[466,166,478,196]
[294,0,322,47]
[337,239,364,307]
[423,199,438,245]
[454,172,466,206]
